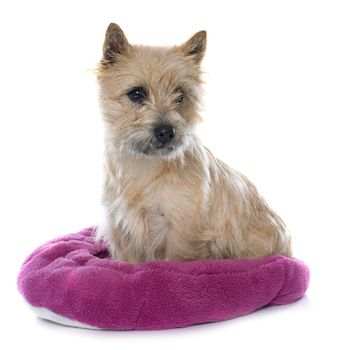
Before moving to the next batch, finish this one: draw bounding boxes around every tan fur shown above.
[95,23,291,262]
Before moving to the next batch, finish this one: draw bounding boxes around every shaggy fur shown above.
[95,23,291,262]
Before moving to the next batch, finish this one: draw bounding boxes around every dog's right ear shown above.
[102,23,129,65]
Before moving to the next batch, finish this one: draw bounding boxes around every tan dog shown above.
[95,23,291,262]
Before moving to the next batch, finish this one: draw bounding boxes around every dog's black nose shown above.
[154,124,176,144]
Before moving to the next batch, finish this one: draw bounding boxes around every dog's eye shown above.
[128,87,147,103]
[174,89,184,103]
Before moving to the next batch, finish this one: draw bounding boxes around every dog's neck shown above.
[104,135,207,185]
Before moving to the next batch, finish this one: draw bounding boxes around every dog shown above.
[94,23,291,262]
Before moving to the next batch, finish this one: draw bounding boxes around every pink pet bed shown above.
[17,227,309,330]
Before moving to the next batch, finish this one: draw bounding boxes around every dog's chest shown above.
[118,168,203,254]
[144,204,170,240]
[145,180,201,258]
[141,177,189,231]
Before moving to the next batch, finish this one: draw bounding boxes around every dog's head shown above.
[97,23,206,160]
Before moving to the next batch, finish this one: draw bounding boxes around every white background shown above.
[1,0,349,349]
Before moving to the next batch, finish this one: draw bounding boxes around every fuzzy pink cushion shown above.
[17,227,309,330]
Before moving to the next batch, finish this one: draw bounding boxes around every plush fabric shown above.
[17,227,309,330]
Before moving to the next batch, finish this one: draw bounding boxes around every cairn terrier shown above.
[95,23,291,262]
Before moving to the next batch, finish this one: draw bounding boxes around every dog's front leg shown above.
[95,223,138,263]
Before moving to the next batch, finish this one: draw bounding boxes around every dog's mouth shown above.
[155,143,174,150]
[145,142,176,155]
[132,139,179,156]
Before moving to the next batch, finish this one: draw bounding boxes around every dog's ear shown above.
[179,31,207,64]
[102,23,130,64]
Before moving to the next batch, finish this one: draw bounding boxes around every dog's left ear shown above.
[179,31,207,64]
